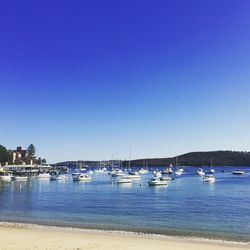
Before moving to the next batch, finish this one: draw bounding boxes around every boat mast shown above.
[128,147,131,169]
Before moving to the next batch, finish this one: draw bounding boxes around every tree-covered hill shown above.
[126,151,250,167]
[56,151,250,167]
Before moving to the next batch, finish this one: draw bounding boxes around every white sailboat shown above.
[138,160,148,174]
[175,157,184,176]
[207,158,215,174]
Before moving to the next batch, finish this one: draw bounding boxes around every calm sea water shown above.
[1,166,250,241]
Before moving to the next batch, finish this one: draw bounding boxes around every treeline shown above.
[56,150,250,168]
[0,145,11,165]
[125,151,250,167]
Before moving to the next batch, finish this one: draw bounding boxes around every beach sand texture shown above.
[0,224,249,250]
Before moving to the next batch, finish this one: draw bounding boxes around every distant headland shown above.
[55,150,250,168]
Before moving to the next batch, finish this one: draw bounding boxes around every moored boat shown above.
[162,167,173,175]
[138,168,148,174]
[196,168,205,176]
[12,174,28,181]
[148,177,168,186]
[203,174,215,183]
[37,173,51,179]
[0,171,13,181]
[50,174,68,181]
[160,176,172,181]
[111,169,124,177]
[127,171,141,179]
[73,173,92,181]
[175,168,184,176]
[153,170,162,178]
[232,170,246,175]
[117,176,132,184]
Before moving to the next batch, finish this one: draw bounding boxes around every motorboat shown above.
[232,170,246,175]
[50,174,68,181]
[162,167,173,175]
[203,174,215,183]
[117,176,132,184]
[12,174,28,181]
[148,177,168,186]
[88,170,94,175]
[138,168,148,174]
[72,172,81,181]
[37,173,51,179]
[160,176,172,181]
[127,171,141,179]
[94,169,104,174]
[73,173,92,181]
[111,170,124,177]
[0,171,13,181]
[196,168,205,176]
[153,171,162,178]
[175,168,184,176]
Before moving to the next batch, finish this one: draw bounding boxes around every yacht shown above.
[127,171,141,179]
[138,168,148,174]
[160,176,172,181]
[232,170,246,175]
[37,173,51,179]
[94,169,104,174]
[88,170,94,175]
[196,168,205,176]
[111,169,124,177]
[148,177,168,186]
[117,176,132,184]
[203,174,215,183]
[162,167,173,175]
[12,174,28,181]
[153,170,162,178]
[175,168,184,176]
[0,171,13,181]
[73,173,92,181]
[50,174,68,181]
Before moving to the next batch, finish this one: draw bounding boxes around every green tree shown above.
[27,144,36,158]
[37,157,42,164]
[0,145,11,165]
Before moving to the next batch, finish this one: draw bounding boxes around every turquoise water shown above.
[1,167,250,241]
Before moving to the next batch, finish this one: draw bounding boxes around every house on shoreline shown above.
[9,146,33,165]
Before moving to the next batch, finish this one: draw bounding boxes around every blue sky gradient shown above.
[0,0,250,162]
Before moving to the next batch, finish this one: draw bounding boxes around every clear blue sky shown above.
[0,0,250,163]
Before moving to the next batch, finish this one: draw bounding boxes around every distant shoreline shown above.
[55,150,250,168]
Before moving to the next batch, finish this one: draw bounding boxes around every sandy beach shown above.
[0,223,249,250]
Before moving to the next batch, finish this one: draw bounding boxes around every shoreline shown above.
[0,221,249,249]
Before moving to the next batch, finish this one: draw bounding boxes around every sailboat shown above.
[162,164,173,174]
[175,157,184,176]
[207,158,215,174]
[138,159,149,174]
